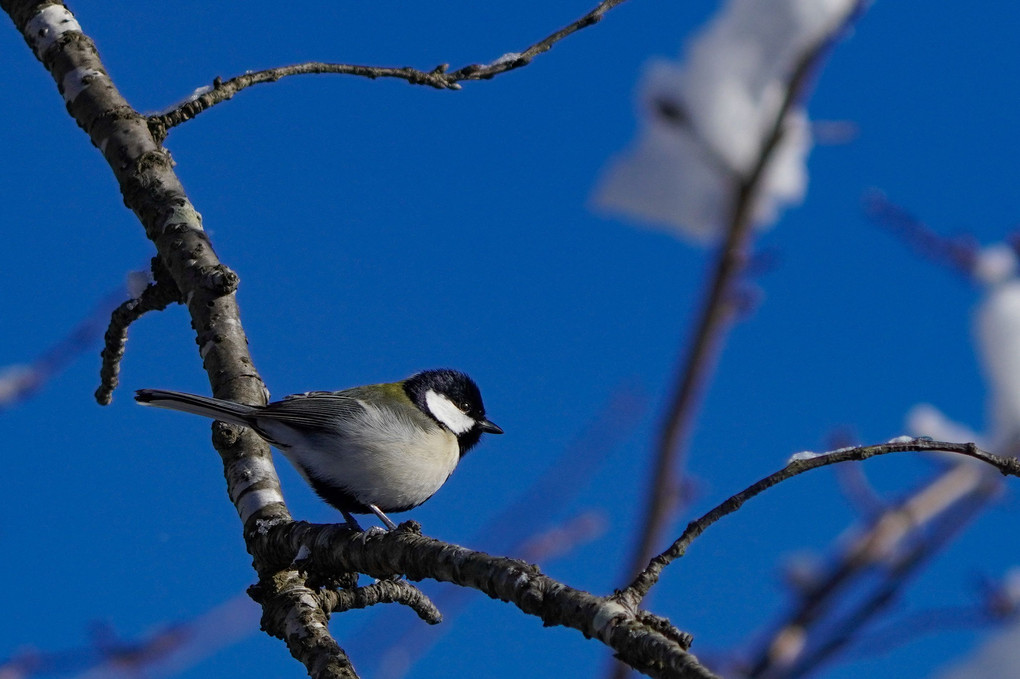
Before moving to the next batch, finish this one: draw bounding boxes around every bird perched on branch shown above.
[136,369,502,529]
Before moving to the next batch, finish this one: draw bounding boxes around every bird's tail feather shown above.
[135,389,257,427]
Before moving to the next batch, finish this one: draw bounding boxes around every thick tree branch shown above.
[258,521,712,679]
[148,0,631,135]
[3,0,288,529]
[616,439,1020,608]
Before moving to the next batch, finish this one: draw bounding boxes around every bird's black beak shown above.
[478,418,503,435]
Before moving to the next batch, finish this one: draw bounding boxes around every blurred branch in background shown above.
[862,190,978,277]
[0,594,257,679]
[734,457,1005,678]
[0,271,147,411]
[591,0,866,620]
[931,614,1020,679]
[870,197,1020,453]
[723,224,1020,678]
[847,567,1020,660]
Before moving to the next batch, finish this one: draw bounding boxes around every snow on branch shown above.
[594,0,859,241]
[610,0,863,602]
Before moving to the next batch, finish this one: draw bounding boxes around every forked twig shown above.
[95,258,183,405]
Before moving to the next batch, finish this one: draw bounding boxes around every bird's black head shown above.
[404,369,503,454]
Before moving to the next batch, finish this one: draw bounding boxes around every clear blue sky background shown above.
[1,2,1018,678]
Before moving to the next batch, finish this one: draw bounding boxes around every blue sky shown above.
[2,2,1019,678]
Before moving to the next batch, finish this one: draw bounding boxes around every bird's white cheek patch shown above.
[425,390,475,435]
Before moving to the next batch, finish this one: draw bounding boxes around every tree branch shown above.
[616,439,1020,608]
[250,570,359,679]
[317,579,442,625]
[258,521,713,679]
[148,0,632,136]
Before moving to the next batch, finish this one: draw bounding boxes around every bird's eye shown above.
[460,401,472,412]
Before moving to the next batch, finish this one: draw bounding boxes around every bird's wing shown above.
[258,392,367,429]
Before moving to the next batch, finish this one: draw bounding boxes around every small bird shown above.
[135,369,502,529]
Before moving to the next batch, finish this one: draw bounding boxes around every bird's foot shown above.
[368,504,398,530]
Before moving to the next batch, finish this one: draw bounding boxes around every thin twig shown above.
[95,257,183,405]
[618,10,852,589]
[446,0,630,80]
[615,439,1020,607]
[149,0,632,136]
